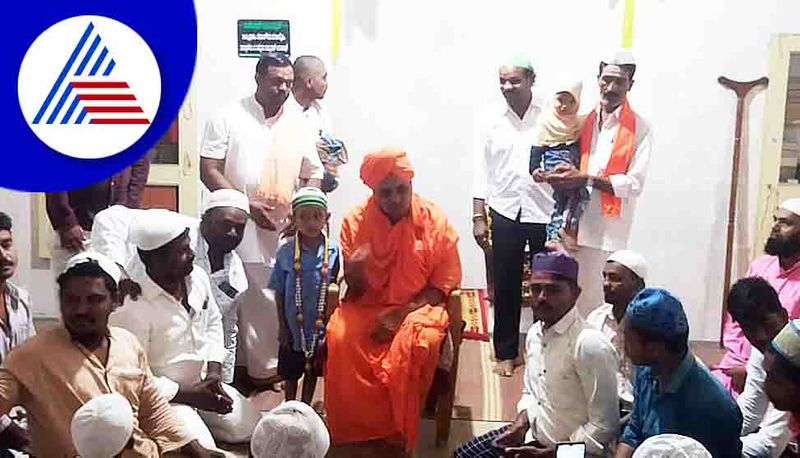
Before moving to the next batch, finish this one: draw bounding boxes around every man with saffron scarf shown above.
[546,50,652,314]
[325,148,462,455]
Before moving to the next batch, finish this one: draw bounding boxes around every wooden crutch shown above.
[718,76,768,346]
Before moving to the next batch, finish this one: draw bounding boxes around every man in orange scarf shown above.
[546,49,652,315]
[325,148,462,455]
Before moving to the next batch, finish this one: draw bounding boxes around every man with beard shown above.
[200,52,324,390]
[109,212,260,448]
[91,190,250,384]
[0,251,213,456]
[587,249,647,408]
[544,50,652,315]
[714,198,800,396]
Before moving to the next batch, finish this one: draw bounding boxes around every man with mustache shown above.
[544,50,652,315]
[714,198,800,396]
[0,251,213,456]
[472,55,553,377]
[0,212,35,454]
[455,252,619,457]
[108,211,260,448]
[91,190,250,384]
[200,52,324,391]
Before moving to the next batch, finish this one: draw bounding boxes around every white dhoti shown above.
[572,246,611,316]
[171,383,261,447]
[236,262,280,379]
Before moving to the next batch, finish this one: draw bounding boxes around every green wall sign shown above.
[238,19,290,57]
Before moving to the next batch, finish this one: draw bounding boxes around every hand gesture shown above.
[723,365,748,394]
[370,305,407,343]
[531,168,546,183]
[118,278,142,302]
[344,245,370,297]
[184,378,233,414]
[473,218,490,250]
[59,225,85,252]
[249,197,277,231]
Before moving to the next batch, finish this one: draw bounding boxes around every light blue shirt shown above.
[268,236,339,353]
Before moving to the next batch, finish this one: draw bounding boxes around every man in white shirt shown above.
[546,50,652,315]
[727,277,792,457]
[292,55,331,137]
[91,191,249,384]
[587,249,647,408]
[199,52,324,389]
[292,55,342,193]
[455,252,619,457]
[109,212,260,448]
[472,56,554,376]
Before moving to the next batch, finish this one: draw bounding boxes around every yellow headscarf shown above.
[536,81,584,147]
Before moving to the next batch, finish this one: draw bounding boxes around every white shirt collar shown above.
[502,94,540,123]
[137,269,202,312]
[543,306,580,336]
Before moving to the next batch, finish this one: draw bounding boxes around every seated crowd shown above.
[4,50,800,457]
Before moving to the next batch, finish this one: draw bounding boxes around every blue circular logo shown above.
[6,1,196,191]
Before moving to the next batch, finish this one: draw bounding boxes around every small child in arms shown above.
[269,187,339,404]
[530,81,589,250]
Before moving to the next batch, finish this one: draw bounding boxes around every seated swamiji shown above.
[324,147,462,454]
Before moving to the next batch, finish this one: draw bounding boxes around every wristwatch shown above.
[586,175,595,188]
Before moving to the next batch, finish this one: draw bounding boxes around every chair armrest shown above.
[446,289,463,348]
[326,283,341,321]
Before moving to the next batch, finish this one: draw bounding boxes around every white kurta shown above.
[738,348,793,457]
[91,206,246,382]
[199,95,324,266]
[109,267,259,446]
[574,105,652,314]
[586,303,634,404]
[200,95,324,378]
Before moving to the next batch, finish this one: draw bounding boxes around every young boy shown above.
[530,82,589,250]
[269,187,339,404]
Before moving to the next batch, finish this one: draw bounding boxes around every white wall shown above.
[7,0,799,338]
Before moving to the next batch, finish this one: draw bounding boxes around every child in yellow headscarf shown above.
[530,81,588,250]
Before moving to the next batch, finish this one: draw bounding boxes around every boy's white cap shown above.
[71,393,134,458]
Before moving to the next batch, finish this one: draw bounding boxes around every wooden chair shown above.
[325,284,464,448]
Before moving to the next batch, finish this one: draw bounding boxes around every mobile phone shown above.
[556,441,586,458]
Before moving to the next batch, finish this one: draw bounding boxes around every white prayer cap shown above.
[203,189,250,215]
[71,393,134,458]
[607,249,648,281]
[129,209,190,251]
[62,251,122,285]
[632,434,711,458]
[779,198,800,217]
[603,48,637,66]
[251,401,330,458]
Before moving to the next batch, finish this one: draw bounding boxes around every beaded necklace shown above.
[293,232,330,373]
